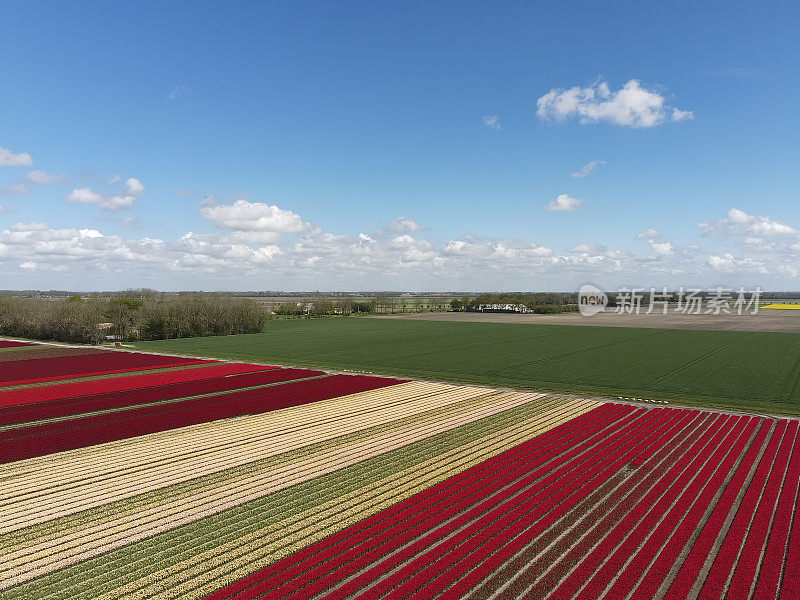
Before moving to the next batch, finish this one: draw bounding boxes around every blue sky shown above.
[1,1,799,291]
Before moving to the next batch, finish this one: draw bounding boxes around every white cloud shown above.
[200,200,310,243]
[546,194,584,212]
[482,115,501,130]
[649,241,674,256]
[536,79,693,128]
[67,188,103,205]
[26,170,65,184]
[386,217,421,233]
[570,159,605,179]
[0,147,33,167]
[638,228,661,240]
[67,187,135,210]
[167,85,190,100]
[4,205,799,289]
[700,208,800,238]
[177,188,193,197]
[108,174,121,184]
[124,177,145,196]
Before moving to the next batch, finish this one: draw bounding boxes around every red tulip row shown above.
[700,419,798,600]
[777,425,800,599]
[373,409,691,600]
[572,413,744,600]
[0,351,211,387]
[0,374,401,463]
[201,403,632,600]
[626,415,758,600]
[199,402,800,600]
[0,366,323,426]
[0,362,277,409]
[724,420,798,600]
[662,418,771,600]
[469,409,713,600]
[0,340,33,348]
[205,404,653,600]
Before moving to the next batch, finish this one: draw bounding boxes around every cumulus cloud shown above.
[571,159,604,178]
[638,228,661,240]
[67,187,135,210]
[700,208,800,238]
[536,79,693,128]
[386,217,421,233]
[481,115,501,130]
[124,177,145,196]
[546,194,584,212]
[4,205,799,288]
[0,147,33,167]
[108,174,121,184]
[26,170,64,184]
[200,200,311,243]
[65,177,143,211]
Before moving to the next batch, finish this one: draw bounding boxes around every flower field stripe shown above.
[252,406,649,600]
[573,413,742,600]
[0,381,443,496]
[0,383,461,520]
[0,367,323,427]
[698,419,785,600]
[779,430,800,600]
[661,418,771,600]
[199,404,632,600]
[92,401,595,600]
[25,398,592,600]
[752,420,800,600]
[546,411,740,600]
[0,362,278,410]
[0,341,33,348]
[460,410,714,600]
[0,382,480,534]
[0,373,402,463]
[0,351,213,387]
[724,420,796,599]
[0,389,551,583]
[626,415,757,600]
[367,409,695,600]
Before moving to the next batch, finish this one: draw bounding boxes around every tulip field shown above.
[1,341,798,599]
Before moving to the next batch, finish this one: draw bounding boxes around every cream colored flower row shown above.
[1,388,529,571]
[1,388,556,587]
[1,381,446,495]
[1,382,497,531]
[100,400,599,600]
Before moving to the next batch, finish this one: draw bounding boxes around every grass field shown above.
[133,318,800,416]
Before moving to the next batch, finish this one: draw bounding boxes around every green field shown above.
[133,318,800,416]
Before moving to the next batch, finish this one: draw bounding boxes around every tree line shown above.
[0,293,269,344]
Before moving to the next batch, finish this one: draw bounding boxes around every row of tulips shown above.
[701,419,798,600]
[0,366,322,426]
[0,341,33,348]
[0,350,210,387]
[469,409,713,600]
[202,404,638,600]
[1,374,402,463]
[662,418,771,600]
[0,362,276,408]
[356,409,687,600]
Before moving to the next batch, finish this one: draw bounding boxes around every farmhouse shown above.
[472,303,531,313]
